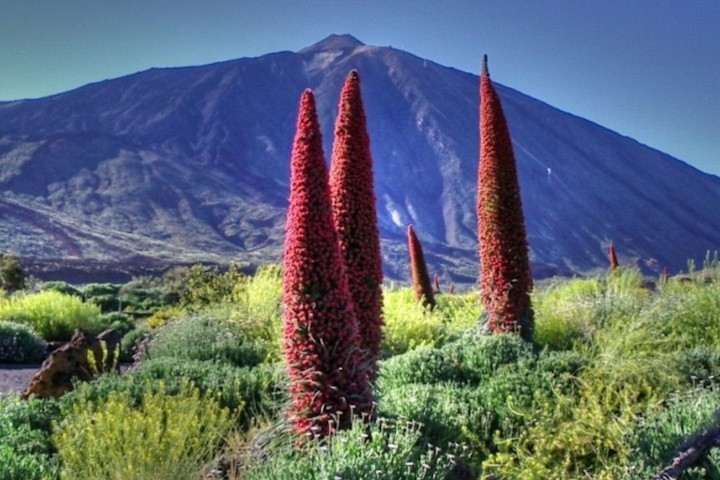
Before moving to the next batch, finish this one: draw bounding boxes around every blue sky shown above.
[1,0,718,175]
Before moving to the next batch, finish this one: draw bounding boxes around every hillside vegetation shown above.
[1,266,720,478]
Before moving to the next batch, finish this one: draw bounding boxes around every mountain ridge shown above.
[0,34,719,282]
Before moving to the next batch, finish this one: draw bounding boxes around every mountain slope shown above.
[0,34,718,281]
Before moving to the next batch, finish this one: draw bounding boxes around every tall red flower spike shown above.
[608,242,619,271]
[477,56,533,340]
[407,224,436,309]
[282,89,371,438]
[329,70,384,383]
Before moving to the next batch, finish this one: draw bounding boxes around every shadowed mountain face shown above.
[1,34,719,282]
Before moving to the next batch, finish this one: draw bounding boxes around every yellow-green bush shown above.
[53,382,232,480]
[0,290,103,340]
[381,287,478,358]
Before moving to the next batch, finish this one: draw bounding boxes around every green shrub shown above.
[378,345,458,390]
[242,416,471,480]
[119,276,168,314]
[677,347,720,386]
[41,281,82,298]
[0,321,47,363]
[0,394,59,480]
[649,281,720,350]
[119,326,148,362]
[443,333,535,385]
[53,382,232,480]
[63,359,285,429]
[378,334,535,391]
[133,358,285,427]
[177,263,245,308]
[381,288,477,358]
[81,283,121,313]
[0,290,103,341]
[142,311,267,368]
[624,387,720,479]
[379,382,489,451]
[0,253,25,292]
[98,312,134,336]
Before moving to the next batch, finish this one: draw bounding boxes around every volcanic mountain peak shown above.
[1,35,719,282]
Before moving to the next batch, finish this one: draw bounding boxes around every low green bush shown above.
[53,382,232,480]
[98,312,134,336]
[0,290,103,341]
[378,345,458,390]
[624,387,720,479]
[40,281,82,298]
[443,333,536,384]
[379,382,489,451]
[378,334,536,391]
[676,347,720,387]
[63,359,285,429]
[242,416,472,480]
[81,283,121,313]
[142,311,268,368]
[0,321,47,363]
[381,288,477,358]
[0,394,59,480]
[119,326,149,362]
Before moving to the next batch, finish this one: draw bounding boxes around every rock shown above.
[21,328,119,399]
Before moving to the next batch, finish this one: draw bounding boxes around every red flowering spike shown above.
[282,89,371,437]
[477,56,534,340]
[329,70,384,383]
[608,242,619,271]
[407,224,436,308]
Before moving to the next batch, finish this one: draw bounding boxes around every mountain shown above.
[1,34,719,283]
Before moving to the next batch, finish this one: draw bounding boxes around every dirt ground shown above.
[0,364,40,395]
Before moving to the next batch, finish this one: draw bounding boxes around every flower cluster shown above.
[477,56,533,340]
[329,70,384,381]
[282,89,372,436]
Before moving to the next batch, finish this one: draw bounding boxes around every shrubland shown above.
[1,265,720,478]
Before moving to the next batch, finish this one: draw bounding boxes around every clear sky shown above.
[1,0,718,175]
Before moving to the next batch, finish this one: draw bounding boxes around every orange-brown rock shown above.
[21,328,116,399]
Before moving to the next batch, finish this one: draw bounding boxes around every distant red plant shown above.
[608,242,619,271]
[407,224,436,308]
[282,89,371,437]
[477,56,533,340]
[329,70,384,382]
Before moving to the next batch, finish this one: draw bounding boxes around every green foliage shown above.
[378,334,534,391]
[381,287,478,358]
[142,311,268,368]
[118,276,170,315]
[677,347,720,386]
[380,382,489,449]
[177,263,245,308]
[0,394,59,480]
[0,321,47,363]
[63,359,285,429]
[242,416,471,480]
[98,312,134,336]
[0,253,25,292]
[80,283,121,313]
[119,326,148,362]
[624,387,720,479]
[0,290,103,340]
[41,281,82,298]
[53,382,232,480]
[230,264,283,361]
[649,280,720,350]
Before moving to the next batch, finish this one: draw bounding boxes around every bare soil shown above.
[0,364,39,395]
